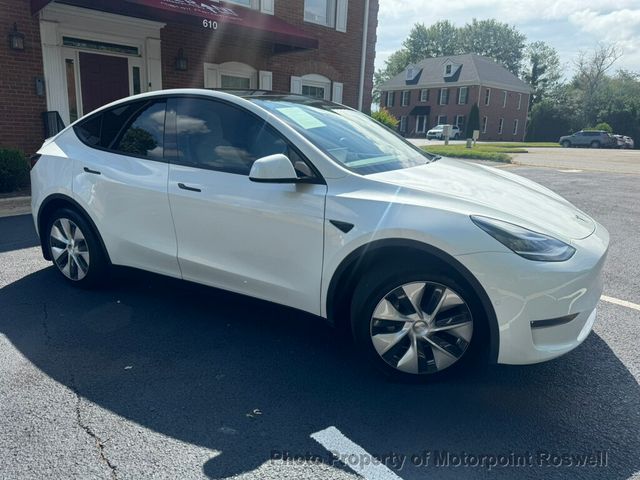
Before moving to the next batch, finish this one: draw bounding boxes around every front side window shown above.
[221,74,252,89]
[498,117,504,134]
[482,116,488,133]
[420,89,429,102]
[437,115,447,125]
[75,100,166,160]
[484,88,491,106]
[173,98,309,177]
[502,90,507,108]
[456,115,465,130]
[517,93,523,110]
[250,97,436,175]
[304,0,336,27]
[513,119,519,135]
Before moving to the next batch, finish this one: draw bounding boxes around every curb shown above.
[0,196,31,218]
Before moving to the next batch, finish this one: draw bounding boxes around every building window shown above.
[498,118,504,134]
[420,89,429,102]
[304,0,336,27]
[458,87,468,105]
[401,90,410,106]
[482,116,488,133]
[513,119,519,135]
[302,84,326,99]
[456,115,465,131]
[416,115,428,133]
[399,116,407,133]
[502,91,507,108]
[204,61,258,89]
[437,115,447,125]
[300,73,331,100]
[439,88,449,105]
[484,88,491,106]
[387,91,395,107]
[517,93,523,110]
[445,64,452,75]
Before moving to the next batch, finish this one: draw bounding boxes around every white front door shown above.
[165,97,327,314]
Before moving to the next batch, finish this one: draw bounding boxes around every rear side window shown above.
[74,100,166,160]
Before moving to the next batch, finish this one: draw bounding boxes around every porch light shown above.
[8,23,25,51]
[175,48,188,71]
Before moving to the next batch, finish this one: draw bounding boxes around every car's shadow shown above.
[1,267,638,479]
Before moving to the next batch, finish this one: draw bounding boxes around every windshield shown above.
[249,96,436,175]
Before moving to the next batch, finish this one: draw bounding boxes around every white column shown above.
[145,37,162,91]
[39,20,70,124]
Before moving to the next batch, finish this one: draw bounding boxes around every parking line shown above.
[311,426,404,480]
[601,295,640,312]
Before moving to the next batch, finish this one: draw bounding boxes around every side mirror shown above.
[249,154,298,183]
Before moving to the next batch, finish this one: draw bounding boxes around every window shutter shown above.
[446,89,449,105]
[259,70,273,91]
[290,76,302,94]
[332,82,344,103]
[336,0,348,32]
[203,63,220,88]
[465,88,469,104]
[261,0,274,14]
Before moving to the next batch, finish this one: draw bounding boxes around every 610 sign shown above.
[202,19,218,29]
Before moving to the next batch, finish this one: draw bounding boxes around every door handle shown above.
[178,182,201,192]
[83,167,101,175]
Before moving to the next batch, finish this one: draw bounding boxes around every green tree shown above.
[458,19,526,74]
[403,21,460,63]
[373,49,411,102]
[525,101,572,141]
[523,41,562,107]
[466,104,480,139]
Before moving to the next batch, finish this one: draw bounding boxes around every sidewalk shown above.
[0,196,31,218]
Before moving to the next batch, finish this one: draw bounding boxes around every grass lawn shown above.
[422,142,558,162]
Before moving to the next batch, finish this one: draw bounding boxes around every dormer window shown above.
[445,64,452,75]
[406,66,415,81]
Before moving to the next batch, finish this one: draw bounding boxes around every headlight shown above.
[471,215,576,262]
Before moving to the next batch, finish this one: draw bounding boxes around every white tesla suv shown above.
[31,90,609,381]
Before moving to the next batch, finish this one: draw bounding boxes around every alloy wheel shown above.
[370,281,473,375]
[49,218,90,281]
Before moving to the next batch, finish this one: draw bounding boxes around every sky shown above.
[375,0,640,77]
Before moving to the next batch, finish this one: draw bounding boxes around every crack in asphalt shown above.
[70,375,118,480]
[41,303,52,345]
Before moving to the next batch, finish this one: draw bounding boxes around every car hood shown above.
[368,157,596,240]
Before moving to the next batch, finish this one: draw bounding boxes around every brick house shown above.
[0,0,379,154]
[379,54,531,141]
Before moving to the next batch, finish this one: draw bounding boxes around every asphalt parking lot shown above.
[1,157,639,479]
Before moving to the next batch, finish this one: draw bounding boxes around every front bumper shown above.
[456,223,609,365]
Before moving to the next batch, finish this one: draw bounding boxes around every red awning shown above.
[32,0,319,51]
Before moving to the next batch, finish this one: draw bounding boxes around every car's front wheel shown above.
[561,140,571,148]
[351,265,483,382]
[46,208,108,288]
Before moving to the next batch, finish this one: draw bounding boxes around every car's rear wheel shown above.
[47,208,108,288]
[561,140,571,148]
[590,140,601,148]
[351,265,484,382]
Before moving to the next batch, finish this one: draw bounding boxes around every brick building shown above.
[0,0,379,154]
[379,54,531,141]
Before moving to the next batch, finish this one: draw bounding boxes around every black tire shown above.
[45,207,109,288]
[350,262,487,383]
[590,140,601,149]
[561,140,571,148]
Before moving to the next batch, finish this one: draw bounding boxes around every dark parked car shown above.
[559,131,616,148]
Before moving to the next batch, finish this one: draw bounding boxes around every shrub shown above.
[371,108,399,130]
[593,122,613,133]
[466,103,480,139]
[0,148,30,193]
